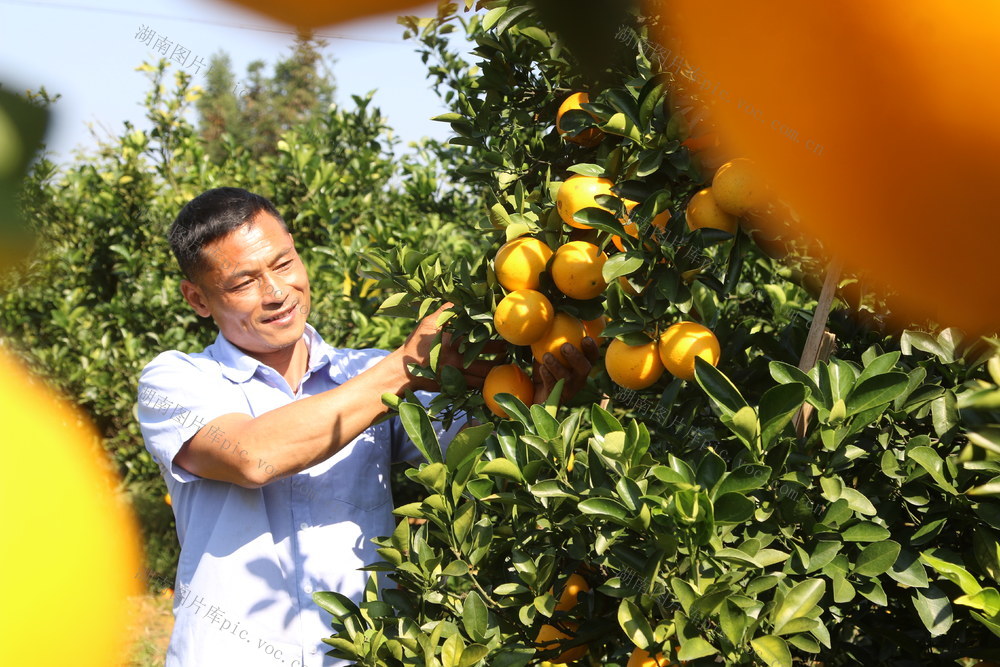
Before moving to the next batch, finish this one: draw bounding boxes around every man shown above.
[137,187,598,666]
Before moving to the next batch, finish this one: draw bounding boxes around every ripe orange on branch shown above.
[535,623,588,663]
[658,322,721,381]
[553,573,591,612]
[551,241,608,300]
[556,174,617,229]
[685,188,738,236]
[531,312,587,366]
[483,364,534,418]
[583,316,607,345]
[606,338,665,390]
[611,198,672,252]
[494,289,555,346]
[494,236,553,291]
[711,158,770,216]
[628,646,676,667]
[557,92,604,147]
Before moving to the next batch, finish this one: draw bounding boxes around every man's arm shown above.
[175,304,494,488]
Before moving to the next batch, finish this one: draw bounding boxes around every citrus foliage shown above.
[316,2,1000,665]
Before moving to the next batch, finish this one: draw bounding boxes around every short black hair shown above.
[168,187,287,281]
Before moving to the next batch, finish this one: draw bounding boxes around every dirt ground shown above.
[121,592,174,667]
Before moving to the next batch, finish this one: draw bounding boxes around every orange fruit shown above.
[556,175,616,229]
[494,237,553,291]
[613,206,672,252]
[660,1,1000,335]
[225,0,424,29]
[582,316,607,344]
[658,322,721,381]
[711,158,769,216]
[551,241,608,300]
[628,646,673,667]
[554,573,591,612]
[606,338,665,390]
[494,289,555,346]
[0,350,142,665]
[557,92,604,147]
[535,623,588,663]
[483,364,535,418]
[165,493,172,506]
[531,312,587,366]
[686,188,738,236]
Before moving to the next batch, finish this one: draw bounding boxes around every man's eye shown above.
[233,281,252,290]
[278,261,293,270]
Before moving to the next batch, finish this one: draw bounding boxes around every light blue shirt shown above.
[137,323,461,666]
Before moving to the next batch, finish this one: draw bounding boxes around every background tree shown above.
[195,30,335,161]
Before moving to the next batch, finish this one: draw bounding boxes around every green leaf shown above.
[446,423,493,471]
[694,358,749,417]
[713,493,756,525]
[769,361,822,404]
[845,373,909,416]
[912,585,954,637]
[772,579,825,634]
[908,446,959,495]
[758,384,807,449]
[529,404,560,441]
[855,351,901,385]
[460,645,490,667]
[578,497,633,525]
[854,540,901,577]
[591,403,624,438]
[313,591,360,619]
[716,465,772,496]
[887,549,929,589]
[462,591,488,642]
[842,521,891,542]
[603,252,645,281]
[677,636,718,661]
[919,551,982,596]
[730,405,760,448]
[751,635,792,667]
[618,598,654,648]
[398,402,443,464]
[602,112,642,142]
[955,587,1000,616]
[479,458,523,482]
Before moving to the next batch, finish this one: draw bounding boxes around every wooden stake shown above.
[793,260,843,438]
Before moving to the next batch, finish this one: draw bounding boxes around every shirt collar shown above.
[208,323,336,385]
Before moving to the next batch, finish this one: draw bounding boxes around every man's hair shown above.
[168,187,287,281]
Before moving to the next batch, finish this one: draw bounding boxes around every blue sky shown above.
[0,0,474,163]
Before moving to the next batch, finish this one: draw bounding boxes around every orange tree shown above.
[313,1,1000,665]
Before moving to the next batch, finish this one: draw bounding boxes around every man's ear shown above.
[180,279,212,318]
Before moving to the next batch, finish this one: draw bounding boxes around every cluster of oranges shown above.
[481,92,734,417]
[685,157,770,235]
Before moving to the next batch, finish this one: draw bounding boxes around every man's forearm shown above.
[231,348,412,485]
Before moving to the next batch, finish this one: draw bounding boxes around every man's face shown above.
[181,212,311,356]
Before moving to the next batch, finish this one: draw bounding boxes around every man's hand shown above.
[532,336,600,405]
[398,303,502,392]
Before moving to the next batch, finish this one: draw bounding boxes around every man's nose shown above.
[260,273,286,300]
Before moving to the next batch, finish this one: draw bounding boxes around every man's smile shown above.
[261,301,298,325]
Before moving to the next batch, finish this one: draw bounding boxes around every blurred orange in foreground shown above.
[218,0,426,28]
[659,0,1000,334]
[0,350,142,665]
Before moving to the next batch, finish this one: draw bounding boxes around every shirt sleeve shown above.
[389,390,469,466]
[136,351,251,484]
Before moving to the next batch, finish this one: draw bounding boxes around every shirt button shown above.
[304,584,313,594]
[299,522,308,530]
